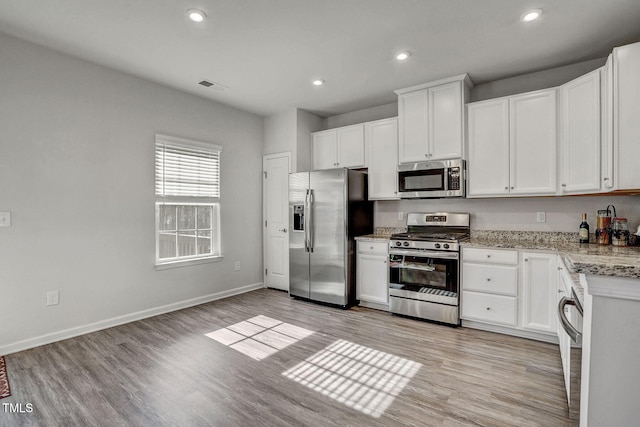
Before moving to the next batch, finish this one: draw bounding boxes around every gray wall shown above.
[0,33,264,353]
[376,196,640,233]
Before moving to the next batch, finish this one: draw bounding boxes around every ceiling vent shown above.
[198,80,228,91]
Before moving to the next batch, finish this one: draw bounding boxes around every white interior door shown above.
[263,153,290,290]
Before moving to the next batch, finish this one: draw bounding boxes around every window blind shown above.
[155,135,222,198]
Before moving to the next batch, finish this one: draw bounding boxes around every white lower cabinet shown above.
[521,252,558,334]
[557,258,573,403]
[356,241,389,310]
[462,248,518,326]
[462,246,558,342]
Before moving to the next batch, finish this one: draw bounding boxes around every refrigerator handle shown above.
[308,189,314,252]
[304,190,310,252]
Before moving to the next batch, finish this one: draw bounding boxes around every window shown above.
[155,134,222,266]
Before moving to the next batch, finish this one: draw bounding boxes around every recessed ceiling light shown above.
[187,9,207,23]
[312,79,325,86]
[521,9,542,22]
[396,52,410,61]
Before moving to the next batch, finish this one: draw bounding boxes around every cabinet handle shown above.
[383,260,387,264]
[524,258,529,262]
[510,186,514,190]
[604,177,610,181]
[486,307,491,311]
[557,267,562,271]
[370,246,374,250]
[558,289,565,294]
[486,254,491,258]
[562,184,567,187]
[278,228,287,233]
[504,187,508,190]
[486,278,491,282]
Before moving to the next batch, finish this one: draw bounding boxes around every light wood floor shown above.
[3,289,576,426]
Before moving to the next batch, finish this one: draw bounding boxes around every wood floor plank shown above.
[2,289,576,426]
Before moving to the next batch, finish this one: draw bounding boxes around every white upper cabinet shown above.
[366,117,399,200]
[467,98,510,196]
[312,123,365,170]
[612,41,640,190]
[467,89,557,197]
[509,90,557,195]
[396,75,471,164]
[602,54,615,190]
[559,69,602,194]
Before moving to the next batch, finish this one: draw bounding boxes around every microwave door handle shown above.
[558,296,582,342]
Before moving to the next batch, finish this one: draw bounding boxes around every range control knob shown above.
[443,243,450,249]
[434,243,441,249]
[395,241,402,246]
[403,242,410,247]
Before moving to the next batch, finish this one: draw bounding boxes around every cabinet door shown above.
[521,252,557,334]
[312,130,337,170]
[462,291,517,326]
[509,90,557,195]
[398,90,429,163]
[602,54,614,190]
[336,124,365,168]
[356,247,389,305]
[467,99,510,197]
[367,118,399,200]
[557,260,572,401]
[560,69,601,194]
[429,81,463,160]
[613,41,640,190]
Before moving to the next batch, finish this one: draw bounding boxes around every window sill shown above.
[155,255,224,270]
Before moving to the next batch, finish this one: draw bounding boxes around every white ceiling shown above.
[1,0,640,118]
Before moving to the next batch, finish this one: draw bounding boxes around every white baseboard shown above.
[462,319,559,344]
[1,282,264,356]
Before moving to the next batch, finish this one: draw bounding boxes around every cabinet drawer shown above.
[462,247,518,264]
[462,263,517,296]
[357,241,388,255]
[462,291,517,326]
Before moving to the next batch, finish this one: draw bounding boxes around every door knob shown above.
[279,228,287,233]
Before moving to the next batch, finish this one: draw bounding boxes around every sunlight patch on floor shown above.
[282,339,421,418]
[205,315,314,361]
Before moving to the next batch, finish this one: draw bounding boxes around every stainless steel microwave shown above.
[397,159,465,199]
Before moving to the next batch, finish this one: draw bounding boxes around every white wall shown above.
[296,109,323,172]
[375,195,640,232]
[324,102,397,129]
[264,108,322,173]
[0,33,264,354]
[471,57,607,102]
[264,108,297,156]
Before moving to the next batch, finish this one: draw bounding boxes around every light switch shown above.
[397,212,404,221]
[0,211,11,227]
[536,212,546,223]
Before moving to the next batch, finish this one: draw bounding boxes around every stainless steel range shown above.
[388,212,470,325]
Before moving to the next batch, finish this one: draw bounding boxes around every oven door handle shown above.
[388,250,459,259]
[558,296,582,343]
[390,263,436,272]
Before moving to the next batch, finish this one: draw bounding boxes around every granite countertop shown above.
[355,227,404,242]
[463,231,640,279]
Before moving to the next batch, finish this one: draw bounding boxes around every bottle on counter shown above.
[579,213,590,244]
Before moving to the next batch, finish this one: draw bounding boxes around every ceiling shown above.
[1,0,640,118]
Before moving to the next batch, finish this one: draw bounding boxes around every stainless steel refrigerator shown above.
[289,168,373,307]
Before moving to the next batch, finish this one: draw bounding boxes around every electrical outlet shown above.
[234,261,240,271]
[46,290,59,306]
[397,211,404,221]
[536,212,546,223]
[0,211,11,227]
